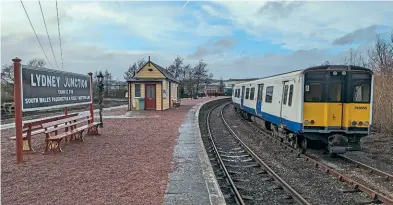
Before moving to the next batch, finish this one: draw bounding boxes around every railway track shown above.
[232,105,393,205]
[204,102,310,205]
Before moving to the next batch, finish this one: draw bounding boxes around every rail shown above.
[220,103,311,205]
[206,103,245,205]
[238,109,393,205]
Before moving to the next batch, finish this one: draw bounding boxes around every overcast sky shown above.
[1,1,393,80]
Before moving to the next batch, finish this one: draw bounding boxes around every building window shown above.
[250,87,255,100]
[288,85,294,106]
[135,84,141,97]
[245,88,250,99]
[265,86,274,103]
[283,85,289,105]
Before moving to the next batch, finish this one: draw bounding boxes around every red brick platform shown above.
[1,97,227,205]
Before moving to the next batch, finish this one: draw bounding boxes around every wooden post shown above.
[88,72,94,123]
[13,57,23,163]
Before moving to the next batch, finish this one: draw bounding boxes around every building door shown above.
[145,84,156,110]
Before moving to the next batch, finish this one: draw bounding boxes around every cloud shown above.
[206,1,393,50]
[187,38,237,59]
[332,25,380,45]
[258,1,303,20]
[1,1,392,82]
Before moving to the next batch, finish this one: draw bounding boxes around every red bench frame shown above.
[9,113,78,153]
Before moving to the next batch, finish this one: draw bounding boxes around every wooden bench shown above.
[42,114,101,153]
[9,113,78,153]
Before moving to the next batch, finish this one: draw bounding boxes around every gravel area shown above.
[336,134,393,174]
[1,97,224,205]
[222,104,371,205]
[306,149,393,199]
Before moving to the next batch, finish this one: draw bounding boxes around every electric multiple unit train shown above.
[232,65,373,156]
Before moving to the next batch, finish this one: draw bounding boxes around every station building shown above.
[127,57,180,111]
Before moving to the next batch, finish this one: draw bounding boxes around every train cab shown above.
[301,65,373,153]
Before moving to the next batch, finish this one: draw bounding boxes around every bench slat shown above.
[42,114,88,128]
[47,121,98,140]
[44,117,92,134]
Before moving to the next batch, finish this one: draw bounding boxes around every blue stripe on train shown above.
[233,102,302,133]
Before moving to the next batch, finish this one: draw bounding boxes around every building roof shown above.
[126,79,165,83]
[136,60,180,84]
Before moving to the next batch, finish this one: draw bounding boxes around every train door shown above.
[280,81,290,126]
[241,86,245,108]
[327,73,344,128]
[256,84,264,116]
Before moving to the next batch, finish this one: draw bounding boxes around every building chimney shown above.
[148,56,150,66]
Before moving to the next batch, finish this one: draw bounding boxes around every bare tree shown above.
[343,48,367,67]
[193,59,210,98]
[28,58,46,68]
[167,55,184,80]
[365,32,393,134]
[124,59,147,81]
[368,35,393,75]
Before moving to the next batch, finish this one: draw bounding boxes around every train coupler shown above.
[328,134,349,155]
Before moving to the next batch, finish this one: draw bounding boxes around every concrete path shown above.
[164,99,226,205]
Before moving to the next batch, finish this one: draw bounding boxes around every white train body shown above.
[232,70,303,133]
[231,65,374,154]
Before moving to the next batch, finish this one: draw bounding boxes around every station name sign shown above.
[21,66,92,111]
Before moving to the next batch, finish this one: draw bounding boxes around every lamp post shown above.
[97,72,104,128]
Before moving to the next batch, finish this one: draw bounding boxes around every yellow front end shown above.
[342,103,371,128]
[303,103,371,130]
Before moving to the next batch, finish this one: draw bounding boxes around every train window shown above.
[250,87,255,100]
[304,83,322,102]
[283,85,289,105]
[257,84,264,101]
[353,83,370,103]
[237,89,240,98]
[265,86,274,103]
[288,85,294,106]
[328,82,341,102]
[245,88,250,99]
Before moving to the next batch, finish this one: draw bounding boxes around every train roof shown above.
[233,65,373,87]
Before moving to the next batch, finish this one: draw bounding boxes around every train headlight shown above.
[333,71,338,75]
[365,121,369,126]
[352,121,357,126]
[342,71,347,76]
[310,120,315,124]
[304,120,309,125]
[358,121,363,126]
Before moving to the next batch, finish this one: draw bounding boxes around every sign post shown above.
[13,57,23,163]
[12,59,93,162]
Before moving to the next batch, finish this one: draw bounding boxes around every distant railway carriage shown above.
[224,87,233,96]
[232,65,373,156]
